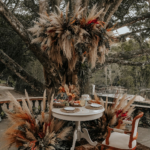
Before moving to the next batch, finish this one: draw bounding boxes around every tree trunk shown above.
[0,49,45,94]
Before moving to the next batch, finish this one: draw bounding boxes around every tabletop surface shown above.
[52,106,105,116]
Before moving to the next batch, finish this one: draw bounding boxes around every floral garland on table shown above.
[28,3,116,70]
[1,90,72,150]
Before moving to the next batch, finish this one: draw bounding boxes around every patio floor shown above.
[0,119,150,149]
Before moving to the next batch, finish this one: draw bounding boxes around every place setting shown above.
[85,103,104,110]
[60,107,80,113]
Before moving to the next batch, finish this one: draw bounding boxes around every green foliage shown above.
[0,12,44,91]
[91,39,150,96]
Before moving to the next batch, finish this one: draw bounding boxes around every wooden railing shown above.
[0,97,48,120]
[1,96,150,128]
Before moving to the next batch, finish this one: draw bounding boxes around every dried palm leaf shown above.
[25,129,36,141]
[22,98,31,116]
[65,2,70,21]
[49,94,54,121]
[127,106,135,116]
[115,94,127,110]
[105,97,108,112]
[54,120,64,132]
[100,98,104,107]
[122,96,136,113]
[7,92,21,110]
[31,37,43,44]
[25,90,32,113]
[94,92,100,102]
[86,4,98,23]
[110,115,117,126]
[57,126,72,140]
[43,89,47,112]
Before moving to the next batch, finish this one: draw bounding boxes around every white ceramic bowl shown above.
[81,94,91,100]
[91,103,102,108]
[74,103,79,105]
[64,107,75,111]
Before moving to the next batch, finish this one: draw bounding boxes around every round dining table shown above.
[52,106,105,150]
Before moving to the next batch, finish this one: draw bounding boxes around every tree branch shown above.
[105,58,150,66]
[109,48,150,60]
[0,0,48,67]
[95,59,150,72]
[116,28,150,42]
[0,49,45,93]
[0,0,62,89]
[113,12,150,30]
[101,3,111,21]
[12,0,20,13]
[82,0,89,15]
[24,0,39,14]
[104,0,123,28]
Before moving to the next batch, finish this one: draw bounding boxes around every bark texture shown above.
[113,12,150,30]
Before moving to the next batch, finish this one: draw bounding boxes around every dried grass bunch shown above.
[1,90,72,150]
[28,3,116,70]
[87,94,136,139]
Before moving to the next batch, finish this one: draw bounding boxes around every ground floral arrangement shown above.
[1,87,136,150]
[1,91,72,150]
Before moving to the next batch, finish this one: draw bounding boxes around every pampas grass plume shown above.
[105,97,108,112]
[57,127,72,140]
[25,90,32,113]
[43,89,46,112]
[122,96,136,113]
[110,115,117,126]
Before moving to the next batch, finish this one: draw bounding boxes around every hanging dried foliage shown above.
[28,3,116,70]
[1,91,72,150]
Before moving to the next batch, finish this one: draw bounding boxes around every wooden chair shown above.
[101,112,144,150]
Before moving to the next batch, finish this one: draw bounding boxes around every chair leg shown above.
[101,145,104,150]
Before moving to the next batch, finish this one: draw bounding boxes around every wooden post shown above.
[92,84,95,95]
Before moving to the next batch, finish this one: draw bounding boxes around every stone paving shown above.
[137,127,150,148]
[0,119,150,149]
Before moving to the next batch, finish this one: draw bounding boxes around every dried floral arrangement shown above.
[53,84,80,107]
[1,90,72,150]
[56,84,79,101]
[85,94,136,140]
[28,3,115,70]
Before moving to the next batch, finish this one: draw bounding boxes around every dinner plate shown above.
[64,107,75,111]
[91,103,102,108]
[74,103,79,105]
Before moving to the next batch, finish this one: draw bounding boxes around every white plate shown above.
[64,107,75,111]
[74,103,79,105]
[91,103,102,108]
